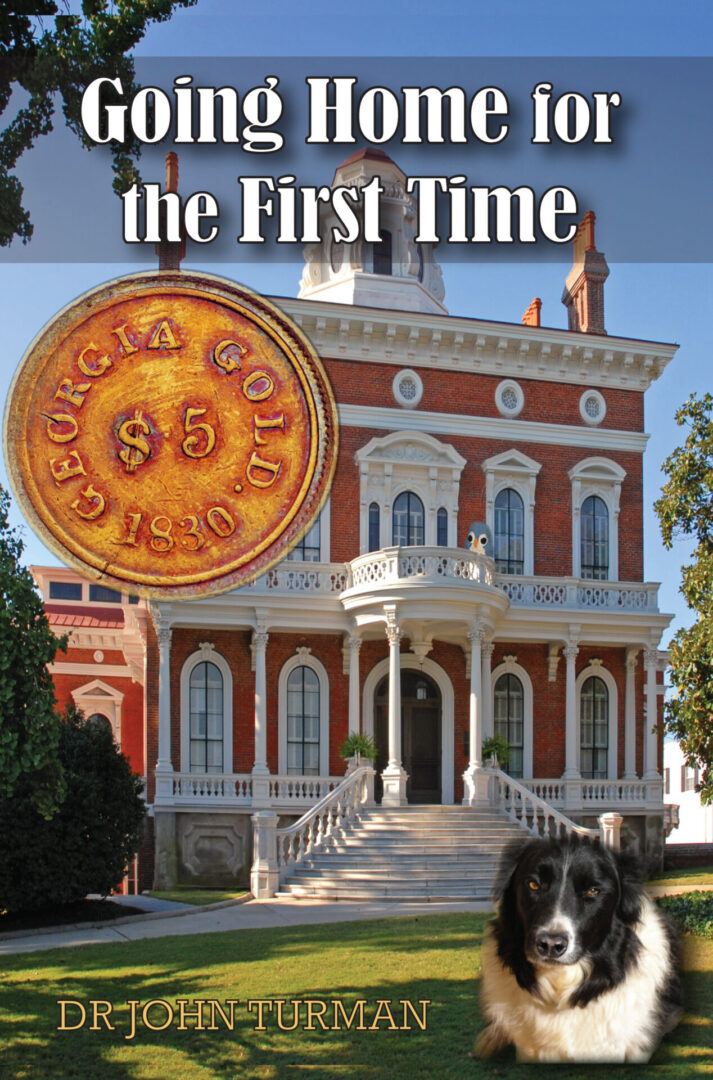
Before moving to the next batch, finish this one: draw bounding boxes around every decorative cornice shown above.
[338,403,649,454]
[274,296,676,393]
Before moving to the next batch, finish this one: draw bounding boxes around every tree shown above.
[0,705,146,912]
[654,391,713,803]
[0,484,66,817]
[1,0,196,246]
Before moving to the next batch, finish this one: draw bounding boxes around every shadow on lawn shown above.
[0,916,710,1080]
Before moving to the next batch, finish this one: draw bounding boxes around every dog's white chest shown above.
[479,899,672,1064]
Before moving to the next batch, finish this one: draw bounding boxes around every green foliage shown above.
[657,892,713,939]
[1,0,196,246]
[654,393,713,803]
[482,734,510,768]
[0,485,67,816]
[0,705,146,912]
[339,731,378,760]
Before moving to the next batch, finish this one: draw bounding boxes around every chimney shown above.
[522,297,542,328]
[561,211,609,335]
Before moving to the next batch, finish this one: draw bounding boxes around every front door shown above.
[374,671,442,803]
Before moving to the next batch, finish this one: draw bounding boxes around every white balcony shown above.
[521,777,663,811]
[241,552,661,615]
[169,772,344,811]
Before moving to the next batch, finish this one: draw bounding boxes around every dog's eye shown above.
[527,879,540,892]
[585,886,600,896]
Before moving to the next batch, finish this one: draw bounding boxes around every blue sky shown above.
[1,0,711,646]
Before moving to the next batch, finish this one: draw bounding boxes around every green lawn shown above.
[149,889,248,906]
[0,914,710,1079]
[649,866,713,887]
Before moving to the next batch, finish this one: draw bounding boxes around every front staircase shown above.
[279,804,525,901]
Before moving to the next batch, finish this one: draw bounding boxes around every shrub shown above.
[657,892,713,939]
[339,731,378,760]
[482,734,510,768]
[0,706,146,913]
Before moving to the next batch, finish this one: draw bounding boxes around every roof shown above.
[45,604,125,629]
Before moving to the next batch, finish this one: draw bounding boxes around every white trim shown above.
[339,403,649,454]
[579,388,607,426]
[179,645,233,774]
[362,653,455,804]
[278,296,676,392]
[278,650,330,776]
[356,430,466,553]
[71,678,124,743]
[490,660,534,778]
[569,457,626,581]
[482,450,541,577]
[576,661,619,780]
[49,662,135,679]
[495,379,525,418]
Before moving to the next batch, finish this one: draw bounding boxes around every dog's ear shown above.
[491,836,533,902]
[614,849,646,924]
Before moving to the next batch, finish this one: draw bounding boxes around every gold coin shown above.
[4,271,337,598]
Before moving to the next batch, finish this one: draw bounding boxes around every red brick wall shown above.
[325,359,645,433]
[52,663,145,775]
[331,423,643,580]
[145,628,659,793]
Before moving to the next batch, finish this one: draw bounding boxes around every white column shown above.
[562,642,580,778]
[468,627,484,768]
[643,647,660,779]
[381,608,407,806]
[151,608,174,803]
[348,633,362,734]
[387,618,402,767]
[252,628,271,807]
[463,623,490,805]
[624,647,639,778]
[481,640,495,742]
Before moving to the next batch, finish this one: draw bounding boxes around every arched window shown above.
[493,673,524,778]
[581,495,609,580]
[368,502,381,552]
[494,488,524,574]
[86,712,112,732]
[286,666,320,775]
[372,229,392,275]
[437,506,448,546]
[392,491,424,546]
[580,675,608,779]
[189,661,224,773]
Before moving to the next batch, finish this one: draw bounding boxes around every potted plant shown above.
[481,734,510,770]
[339,731,378,770]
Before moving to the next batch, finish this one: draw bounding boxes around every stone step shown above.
[280,884,491,900]
[287,870,497,884]
[279,804,523,901]
[296,851,501,868]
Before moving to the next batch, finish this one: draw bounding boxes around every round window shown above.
[392,369,424,409]
[495,380,525,418]
[579,389,606,426]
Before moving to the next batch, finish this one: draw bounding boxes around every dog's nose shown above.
[536,932,569,959]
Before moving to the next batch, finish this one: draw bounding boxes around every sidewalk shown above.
[0,895,492,956]
[3,881,710,958]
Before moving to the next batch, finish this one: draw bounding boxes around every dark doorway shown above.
[374,670,442,803]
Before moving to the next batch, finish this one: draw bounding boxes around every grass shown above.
[0,914,711,1079]
[148,889,247,906]
[649,866,713,887]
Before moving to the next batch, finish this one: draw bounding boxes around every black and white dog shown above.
[477,834,682,1063]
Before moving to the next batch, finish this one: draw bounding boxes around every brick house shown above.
[62,151,676,892]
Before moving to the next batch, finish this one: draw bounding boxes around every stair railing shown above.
[250,764,375,899]
[487,768,621,847]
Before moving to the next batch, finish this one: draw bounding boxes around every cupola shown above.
[299,149,447,314]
